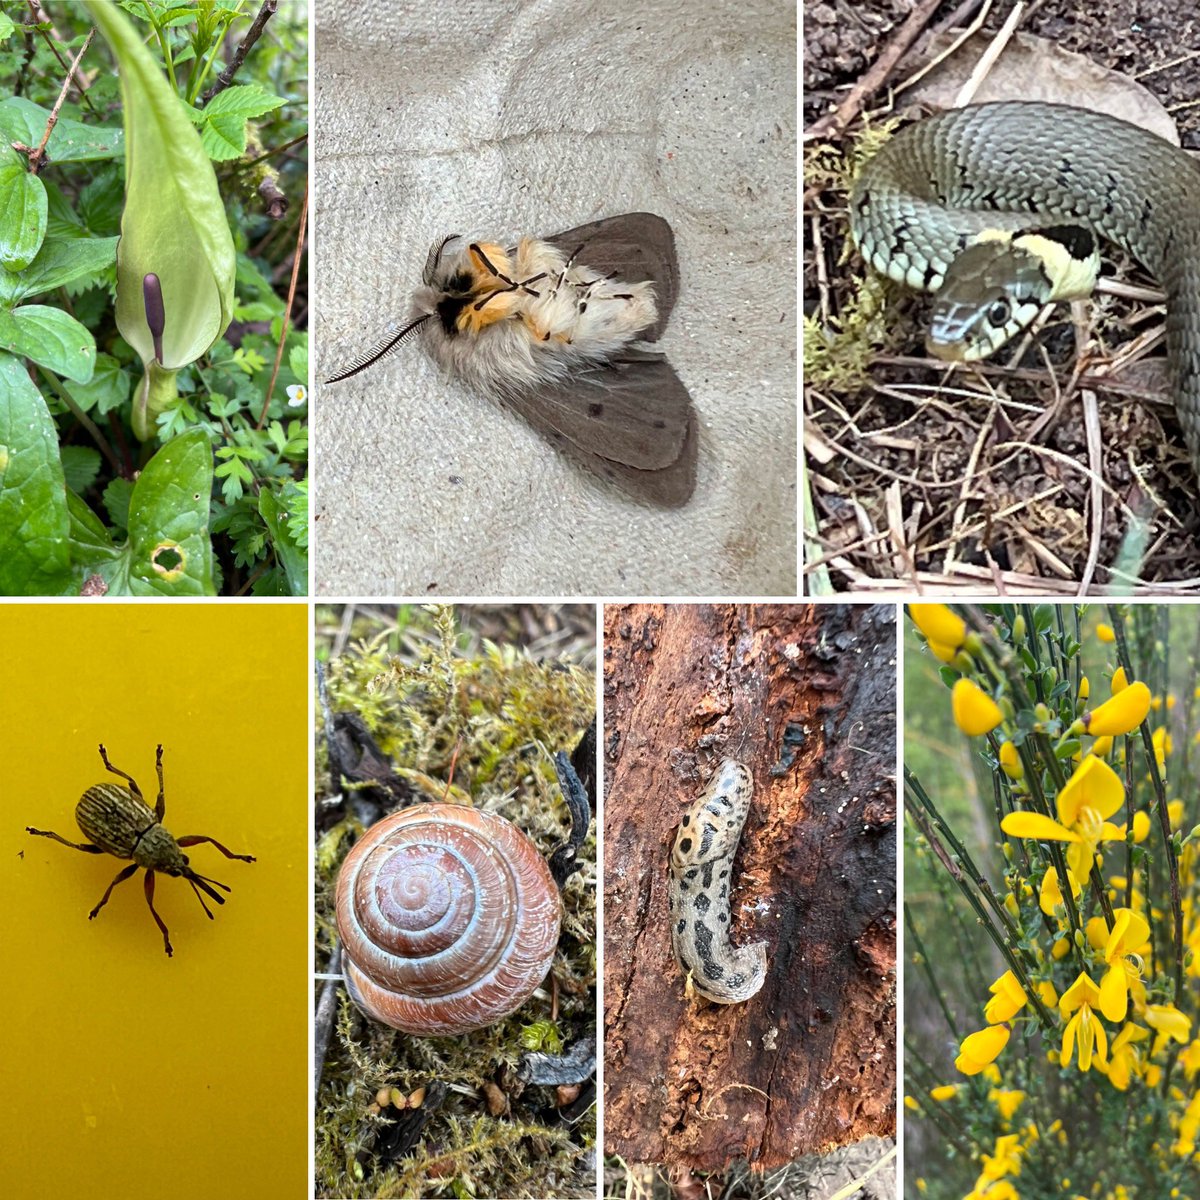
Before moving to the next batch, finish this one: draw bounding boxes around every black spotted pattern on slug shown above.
[668,758,767,1004]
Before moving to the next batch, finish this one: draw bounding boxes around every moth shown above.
[324,212,697,507]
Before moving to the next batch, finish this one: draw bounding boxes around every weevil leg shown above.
[90,862,138,919]
[143,870,172,957]
[25,827,104,853]
[154,743,165,821]
[176,835,256,863]
[98,743,143,800]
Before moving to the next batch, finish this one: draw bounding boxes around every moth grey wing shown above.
[507,353,698,507]
[544,213,679,340]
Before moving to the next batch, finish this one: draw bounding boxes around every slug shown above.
[668,757,767,1004]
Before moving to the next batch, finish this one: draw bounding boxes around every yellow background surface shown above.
[0,603,309,1200]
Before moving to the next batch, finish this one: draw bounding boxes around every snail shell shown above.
[335,803,562,1036]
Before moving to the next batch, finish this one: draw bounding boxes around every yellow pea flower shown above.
[1091,735,1114,759]
[1059,972,1109,1071]
[929,1084,958,1101]
[1081,681,1151,736]
[1131,811,1151,843]
[1153,727,1171,767]
[1097,623,1115,643]
[1078,675,1090,701]
[909,604,967,663]
[1039,864,1080,917]
[1101,1023,1149,1091]
[1002,756,1124,878]
[904,1095,920,1110]
[1058,755,1125,826]
[952,679,1003,736]
[966,1183,1018,1200]
[988,1088,1026,1121]
[1096,908,1151,1023]
[1112,666,1129,692]
[985,970,1028,1023]
[978,1133,1023,1180]
[1036,979,1059,1007]
[956,1025,1011,1075]
[1172,1090,1200,1157]
[1145,1004,1192,1056]
[998,741,1024,780]
[1179,1039,1200,1079]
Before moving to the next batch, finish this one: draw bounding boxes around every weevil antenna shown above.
[185,868,231,916]
[187,877,217,919]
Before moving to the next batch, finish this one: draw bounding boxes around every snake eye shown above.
[988,300,1011,327]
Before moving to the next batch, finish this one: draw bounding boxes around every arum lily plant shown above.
[85,1,236,441]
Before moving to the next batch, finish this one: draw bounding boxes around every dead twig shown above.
[12,26,93,174]
[806,0,944,138]
[202,0,277,105]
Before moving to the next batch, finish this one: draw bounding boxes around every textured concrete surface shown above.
[314,0,796,595]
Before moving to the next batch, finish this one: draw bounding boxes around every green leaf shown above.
[259,485,307,596]
[0,147,47,270]
[45,181,88,239]
[77,167,125,237]
[288,341,308,385]
[0,96,123,164]
[0,304,96,382]
[102,476,133,529]
[194,84,285,161]
[65,488,120,589]
[86,1,236,370]
[60,444,101,492]
[122,428,215,595]
[63,353,130,415]
[0,235,119,305]
[233,300,277,322]
[0,353,71,594]
[0,10,15,40]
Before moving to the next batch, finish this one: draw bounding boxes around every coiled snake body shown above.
[849,101,1200,478]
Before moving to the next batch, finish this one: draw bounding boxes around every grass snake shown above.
[849,101,1200,480]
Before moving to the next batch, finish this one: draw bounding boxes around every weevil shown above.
[26,743,254,956]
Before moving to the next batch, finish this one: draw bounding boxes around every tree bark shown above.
[603,604,896,1170]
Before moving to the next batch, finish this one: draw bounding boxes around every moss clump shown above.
[315,604,596,1200]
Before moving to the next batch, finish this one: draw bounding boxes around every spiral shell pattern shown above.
[335,803,562,1036]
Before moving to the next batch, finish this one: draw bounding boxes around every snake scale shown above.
[849,101,1200,478]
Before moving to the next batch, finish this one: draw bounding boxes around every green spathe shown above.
[86,1,235,375]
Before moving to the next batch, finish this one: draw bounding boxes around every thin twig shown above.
[314,934,343,1095]
[805,0,944,138]
[202,0,277,105]
[258,171,308,428]
[12,27,94,174]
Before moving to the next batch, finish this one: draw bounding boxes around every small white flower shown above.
[286,384,307,407]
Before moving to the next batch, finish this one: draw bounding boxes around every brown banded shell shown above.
[334,803,562,1036]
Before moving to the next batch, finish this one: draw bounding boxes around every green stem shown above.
[904,780,1055,1031]
[37,367,121,476]
[1107,602,1183,1004]
[904,902,962,1040]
